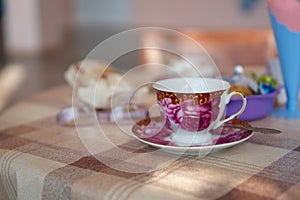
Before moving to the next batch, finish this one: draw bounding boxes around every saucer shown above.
[131,117,253,155]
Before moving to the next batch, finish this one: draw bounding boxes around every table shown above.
[0,85,300,200]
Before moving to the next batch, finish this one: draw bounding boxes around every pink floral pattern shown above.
[136,119,175,145]
[132,118,253,147]
[158,97,221,132]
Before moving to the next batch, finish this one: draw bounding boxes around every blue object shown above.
[0,0,3,17]
[241,0,259,12]
[269,11,300,118]
[259,82,275,94]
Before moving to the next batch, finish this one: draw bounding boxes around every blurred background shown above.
[0,0,275,112]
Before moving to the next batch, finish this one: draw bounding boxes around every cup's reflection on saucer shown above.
[152,77,247,146]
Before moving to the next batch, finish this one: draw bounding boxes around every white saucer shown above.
[131,117,254,155]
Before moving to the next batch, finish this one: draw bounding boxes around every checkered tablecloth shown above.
[0,86,300,200]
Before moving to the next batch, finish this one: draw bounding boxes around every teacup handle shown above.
[215,91,247,128]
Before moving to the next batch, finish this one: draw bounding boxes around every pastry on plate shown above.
[65,60,147,109]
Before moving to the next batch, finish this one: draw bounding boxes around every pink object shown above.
[152,78,247,146]
[158,98,220,132]
[132,117,253,147]
[267,0,300,32]
[152,78,247,134]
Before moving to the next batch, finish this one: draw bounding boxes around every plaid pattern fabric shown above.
[0,86,300,200]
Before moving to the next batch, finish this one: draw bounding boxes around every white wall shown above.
[4,0,64,55]
[4,0,42,54]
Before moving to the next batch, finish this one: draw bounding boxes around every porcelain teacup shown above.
[152,77,247,146]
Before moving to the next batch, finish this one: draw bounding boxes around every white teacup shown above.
[153,77,247,145]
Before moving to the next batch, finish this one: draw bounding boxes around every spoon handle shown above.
[223,125,281,134]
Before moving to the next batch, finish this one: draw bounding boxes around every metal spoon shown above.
[222,125,281,134]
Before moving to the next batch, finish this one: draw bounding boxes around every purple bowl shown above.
[226,88,280,121]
